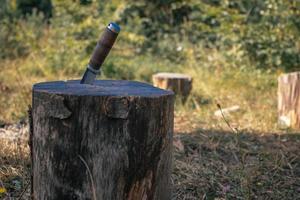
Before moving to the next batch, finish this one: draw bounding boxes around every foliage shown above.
[1,0,299,68]
[16,0,53,19]
[119,0,300,69]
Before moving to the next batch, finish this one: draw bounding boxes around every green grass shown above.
[0,41,280,134]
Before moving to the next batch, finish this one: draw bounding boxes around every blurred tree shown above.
[0,0,14,19]
[80,0,92,5]
[16,0,52,19]
[0,0,299,70]
[119,0,193,40]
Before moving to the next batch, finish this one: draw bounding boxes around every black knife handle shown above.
[89,23,120,70]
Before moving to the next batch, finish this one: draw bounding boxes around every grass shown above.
[172,128,300,199]
[0,42,280,132]
[0,139,30,199]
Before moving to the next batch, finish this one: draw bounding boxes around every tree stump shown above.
[278,72,300,129]
[152,72,192,102]
[31,80,174,200]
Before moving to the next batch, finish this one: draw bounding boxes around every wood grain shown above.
[31,80,174,200]
[278,72,300,129]
[152,73,192,103]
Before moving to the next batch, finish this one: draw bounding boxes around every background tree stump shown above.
[278,72,300,129]
[152,72,192,102]
[31,80,174,200]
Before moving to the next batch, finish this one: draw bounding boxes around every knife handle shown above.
[89,22,120,70]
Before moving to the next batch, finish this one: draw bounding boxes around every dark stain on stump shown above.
[105,97,130,119]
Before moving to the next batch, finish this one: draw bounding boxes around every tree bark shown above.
[278,72,300,129]
[31,80,174,200]
[152,73,192,102]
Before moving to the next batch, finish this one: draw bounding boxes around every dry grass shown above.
[172,113,300,199]
[172,129,300,200]
[0,139,30,199]
[178,49,280,134]
[1,114,300,199]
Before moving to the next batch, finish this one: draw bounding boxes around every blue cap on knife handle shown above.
[107,22,121,34]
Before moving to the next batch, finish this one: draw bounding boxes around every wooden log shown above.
[31,80,174,200]
[278,72,300,129]
[152,72,192,102]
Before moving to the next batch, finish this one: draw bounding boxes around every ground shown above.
[173,112,300,200]
[1,112,300,200]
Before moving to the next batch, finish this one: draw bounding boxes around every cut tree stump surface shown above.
[152,73,192,102]
[34,80,171,96]
[31,80,174,200]
[153,73,192,79]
